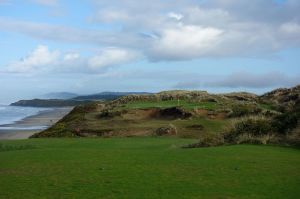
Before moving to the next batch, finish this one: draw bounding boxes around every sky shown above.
[0,0,299,103]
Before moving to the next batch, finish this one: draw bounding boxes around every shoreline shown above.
[0,107,73,140]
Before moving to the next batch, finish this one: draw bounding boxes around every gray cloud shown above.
[0,17,144,48]
[174,81,202,89]
[174,71,300,89]
[206,71,300,88]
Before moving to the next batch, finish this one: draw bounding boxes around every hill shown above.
[11,92,152,107]
[72,91,151,101]
[260,85,300,111]
[39,92,78,99]
[31,85,300,147]
[10,99,93,107]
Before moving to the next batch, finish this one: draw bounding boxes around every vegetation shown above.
[0,138,299,199]
[31,85,299,148]
[227,103,262,117]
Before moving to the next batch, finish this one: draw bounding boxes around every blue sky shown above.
[0,0,299,103]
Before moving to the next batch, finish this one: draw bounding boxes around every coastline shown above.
[0,107,73,139]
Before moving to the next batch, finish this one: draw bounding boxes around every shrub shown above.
[183,133,224,148]
[234,133,277,145]
[98,110,121,119]
[155,124,177,136]
[272,112,299,134]
[228,104,262,118]
[285,127,300,146]
[224,116,275,143]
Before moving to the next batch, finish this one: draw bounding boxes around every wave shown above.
[0,105,51,126]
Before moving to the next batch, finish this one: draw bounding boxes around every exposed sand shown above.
[0,107,73,140]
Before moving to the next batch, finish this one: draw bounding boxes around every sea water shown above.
[0,105,50,126]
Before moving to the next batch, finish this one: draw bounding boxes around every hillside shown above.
[260,85,300,111]
[30,85,300,146]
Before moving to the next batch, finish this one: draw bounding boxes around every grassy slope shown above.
[37,100,229,138]
[1,138,299,199]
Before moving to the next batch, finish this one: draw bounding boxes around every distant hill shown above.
[11,92,151,107]
[10,99,93,107]
[39,92,78,99]
[72,92,151,101]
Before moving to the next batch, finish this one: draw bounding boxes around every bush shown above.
[272,112,299,134]
[234,133,277,145]
[183,133,224,148]
[224,116,275,143]
[98,110,121,119]
[155,124,177,136]
[228,104,262,117]
[285,127,300,146]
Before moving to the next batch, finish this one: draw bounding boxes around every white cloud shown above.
[88,48,139,70]
[93,10,130,23]
[183,7,231,26]
[64,52,80,61]
[7,45,59,73]
[0,17,118,45]
[280,22,300,35]
[90,0,300,60]
[167,12,184,21]
[5,45,139,74]
[150,25,223,60]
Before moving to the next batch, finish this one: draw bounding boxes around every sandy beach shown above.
[0,107,73,139]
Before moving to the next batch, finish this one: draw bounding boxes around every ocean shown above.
[0,105,50,126]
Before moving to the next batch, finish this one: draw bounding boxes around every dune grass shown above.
[0,137,299,199]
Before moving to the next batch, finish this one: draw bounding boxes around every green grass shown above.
[83,114,227,138]
[123,100,218,110]
[258,103,276,111]
[0,138,299,199]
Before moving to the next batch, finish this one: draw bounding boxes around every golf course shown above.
[1,138,299,198]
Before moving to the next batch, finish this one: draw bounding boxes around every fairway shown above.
[0,138,299,199]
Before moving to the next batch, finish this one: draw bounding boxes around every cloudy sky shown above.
[0,0,299,103]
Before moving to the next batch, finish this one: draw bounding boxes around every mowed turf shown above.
[0,138,299,199]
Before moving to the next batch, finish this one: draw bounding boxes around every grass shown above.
[258,103,276,111]
[0,137,299,199]
[123,100,218,110]
[0,143,36,152]
[82,112,227,138]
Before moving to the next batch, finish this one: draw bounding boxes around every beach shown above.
[0,107,73,139]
